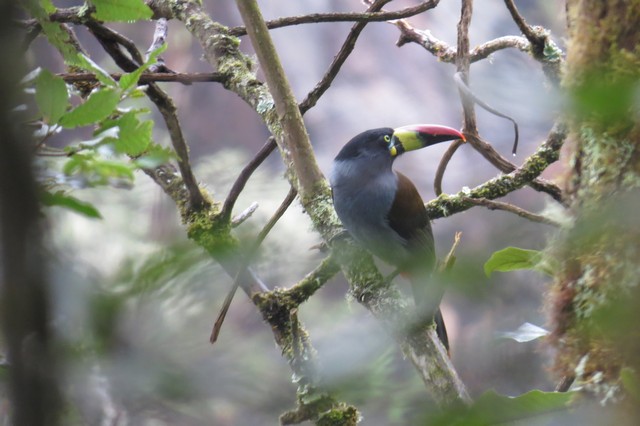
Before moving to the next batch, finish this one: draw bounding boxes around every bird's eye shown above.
[383,135,391,142]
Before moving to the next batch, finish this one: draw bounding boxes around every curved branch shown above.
[220,137,277,223]
[299,0,395,114]
[434,139,465,195]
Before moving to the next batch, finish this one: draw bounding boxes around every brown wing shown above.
[387,172,435,262]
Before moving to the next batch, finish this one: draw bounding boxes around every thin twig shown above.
[299,0,396,114]
[462,197,560,226]
[211,186,298,343]
[220,138,277,224]
[434,139,465,196]
[58,71,228,84]
[438,232,462,273]
[228,0,440,37]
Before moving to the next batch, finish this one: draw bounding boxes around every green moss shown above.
[317,404,360,426]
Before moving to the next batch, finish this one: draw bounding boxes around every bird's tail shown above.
[410,276,449,353]
[434,308,449,353]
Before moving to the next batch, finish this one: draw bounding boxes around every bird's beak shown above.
[389,124,466,157]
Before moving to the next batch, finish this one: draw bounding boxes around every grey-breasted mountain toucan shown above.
[330,125,465,351]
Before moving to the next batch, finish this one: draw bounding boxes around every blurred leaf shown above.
[76,53,118,87]
[91,0,153,22]
[427,390,573,426]
[484,247,550,277]
[63,153,135,187]
[119,43,168,90]
[59,88,121,128]
[112,111,153,156]
[496,322,549,343]
[572,73,637,127]
[41,191,103,219]
[621,368,640,401]
[134,144,175,169]
[35,69,68,124]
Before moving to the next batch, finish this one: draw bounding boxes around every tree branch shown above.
[462,197,560,226]
[58,71,228,84]
[211,185,298,344]
[426,121,568,219]
[228,0,440,37]
[220,137,277,224]
[299,0,397,115]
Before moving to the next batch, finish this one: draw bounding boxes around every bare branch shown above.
[470,35,530,61]
[228,0,440,37]
[434,139,465,196]
[503,0,546,48]
[85,21,144,66]
[395,20,456,62]
[456,0,477,134]
[462,197,560,226]
[503,0,562,84]
[299,0,395,114]
[58,71,228,84]
[210,185,298,343]
[220,138,277,223]
[231,201,259,227]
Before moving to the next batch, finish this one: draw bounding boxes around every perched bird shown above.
[330,125,465,350]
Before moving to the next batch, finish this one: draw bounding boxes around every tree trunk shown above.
[548,0,640,410]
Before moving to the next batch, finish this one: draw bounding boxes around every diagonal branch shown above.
[426,121,568,219]
[211,185,298,344]
[299,0,396,114]
[220,137,277,223]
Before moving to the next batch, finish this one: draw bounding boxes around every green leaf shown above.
[484,247,547,277]
[427,390,573,426]
[41,191,102,219]
[76,54,117,87]
[35,69,68,124]
[91,0,152,22]
[112,112,153,156]
[119,43,168,91]
[59,88,121,128]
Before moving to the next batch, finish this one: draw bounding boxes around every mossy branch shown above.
[426,121,568,219]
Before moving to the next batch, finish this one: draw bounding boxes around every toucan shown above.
[330,125,465,351]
